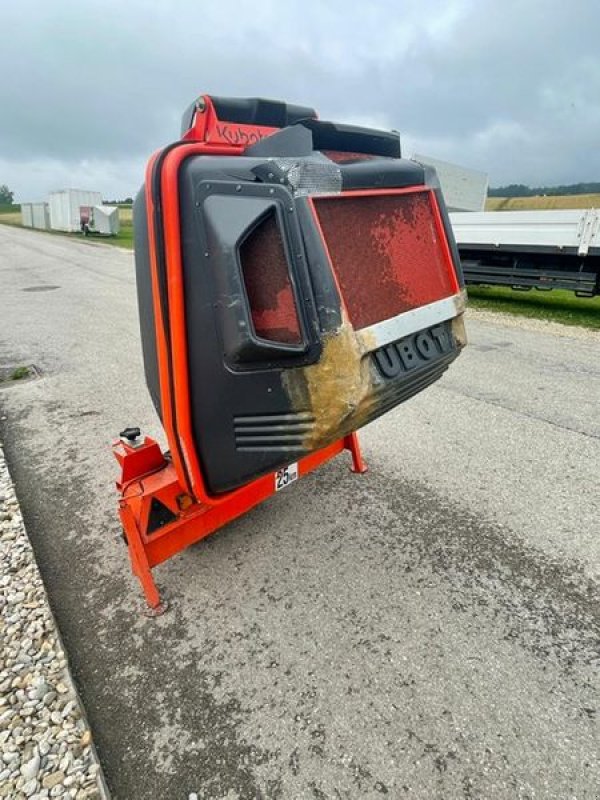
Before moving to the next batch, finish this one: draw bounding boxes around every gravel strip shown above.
[0,443,109,800]
[466,305,600,340]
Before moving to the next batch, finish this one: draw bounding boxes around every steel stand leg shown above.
[345,432,368,474]
[119,504,168,615]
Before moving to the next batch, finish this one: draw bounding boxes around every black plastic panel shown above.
[133,188,162,420]
[211,96,317,127]
[135,146,463,494]
[178,165,323,492]
[300,119,401,158]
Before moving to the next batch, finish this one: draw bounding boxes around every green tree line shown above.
[489,182,600,197]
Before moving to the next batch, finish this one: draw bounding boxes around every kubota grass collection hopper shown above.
[114,95,467,610]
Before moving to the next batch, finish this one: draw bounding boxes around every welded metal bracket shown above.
[577,209,600,256]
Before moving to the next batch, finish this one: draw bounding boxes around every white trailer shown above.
[91,205,120,235]
[451,209,600,296]
[451,209,600,254]
[21,203,33,227]
[49,189,103,232]
[32,203,50,230]
[412,154,488,212]
[21,202,50,230]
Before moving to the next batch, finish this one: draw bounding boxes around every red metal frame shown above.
[181,95,280,149]
[114,433,366,610]
[115,96,368,609]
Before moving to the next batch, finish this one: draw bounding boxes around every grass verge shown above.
[468,286,600,330]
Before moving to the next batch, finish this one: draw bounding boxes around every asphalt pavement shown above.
[1,223,599,799]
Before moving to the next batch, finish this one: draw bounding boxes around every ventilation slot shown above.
[234,412,315,452]
[239,210,302,344]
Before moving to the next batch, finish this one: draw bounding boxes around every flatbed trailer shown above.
[451,209,600,297]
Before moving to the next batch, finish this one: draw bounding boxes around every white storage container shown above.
[21,203,33,227]
[91,205,120,235]
[412,154,488,212]
[31,202,50,230]
[49,189,103,232]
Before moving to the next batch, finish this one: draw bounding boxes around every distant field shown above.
[0,209,21,224]
[486,194,600,211]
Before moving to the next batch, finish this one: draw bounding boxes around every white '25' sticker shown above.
[275,462,298,491]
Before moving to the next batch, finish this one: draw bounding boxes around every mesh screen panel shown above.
[314,191,456,330]
[239,211,302,344]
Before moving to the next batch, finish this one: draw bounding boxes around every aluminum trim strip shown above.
[357,290,466,350]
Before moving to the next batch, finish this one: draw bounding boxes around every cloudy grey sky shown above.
[3,0,600,201]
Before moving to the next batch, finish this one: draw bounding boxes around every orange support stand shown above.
[347,431,368,474]
[114,432,367,612]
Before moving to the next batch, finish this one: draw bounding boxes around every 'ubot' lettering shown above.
[373,325,451,379]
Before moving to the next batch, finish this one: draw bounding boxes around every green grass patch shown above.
[112,205,133,249]
[10,366,30,380]
[468,286,600,330]
[0,203,20,214]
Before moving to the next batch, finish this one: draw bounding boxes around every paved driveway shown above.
[1,223,599,799]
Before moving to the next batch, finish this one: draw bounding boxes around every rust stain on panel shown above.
[284,321,376,450]
[451,314,467,348]
[284,314,465,452]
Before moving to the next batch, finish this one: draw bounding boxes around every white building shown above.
[48,189,103,232]
[412,154,489,212]
[21,202,50,230]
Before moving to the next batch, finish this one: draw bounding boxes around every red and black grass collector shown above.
[114,95,467,609]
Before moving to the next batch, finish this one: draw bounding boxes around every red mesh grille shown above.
[322,150,379,164]
[313,191,456,329]
[239,211,301,345]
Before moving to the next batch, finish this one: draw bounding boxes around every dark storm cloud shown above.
[2,0,600,199]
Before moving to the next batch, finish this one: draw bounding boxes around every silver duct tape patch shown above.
[273,156,342,196]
